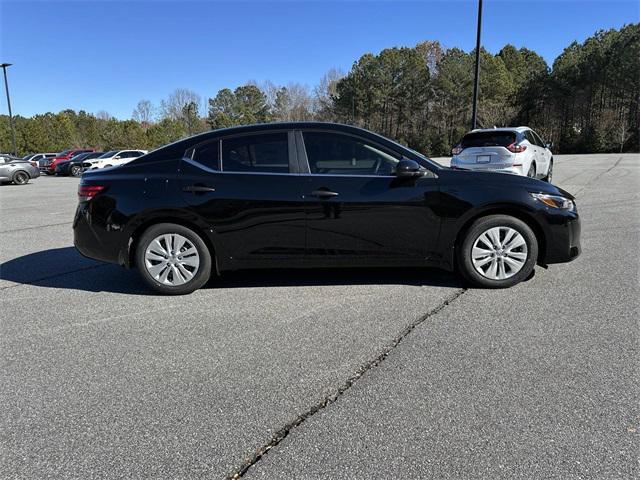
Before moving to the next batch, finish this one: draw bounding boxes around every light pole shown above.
[1,63,17,155]
[471,0,483,130]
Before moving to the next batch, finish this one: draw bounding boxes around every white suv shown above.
[88,150,147,169]
[450,127,553,182]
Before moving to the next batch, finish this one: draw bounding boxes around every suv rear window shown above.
[461,131,516,148]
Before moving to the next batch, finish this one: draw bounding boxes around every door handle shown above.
[310,190,339,198]
[183,185,216,193]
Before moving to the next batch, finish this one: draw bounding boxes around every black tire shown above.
[71,165,83,177]
[135,223,212,295]
[457,215,538,288]
[12,171,30,185]
[527,162,536,178]
[542,159,553,183]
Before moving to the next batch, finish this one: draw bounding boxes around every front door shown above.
[299,131,441,265]
[179,131,306,266]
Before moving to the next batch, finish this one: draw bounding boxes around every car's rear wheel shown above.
[71,165,83,177]
[135,223,212,295]
[458,215,538,288]
[527,163,536,178]
[12,171,30,185]
[542,159,553,183]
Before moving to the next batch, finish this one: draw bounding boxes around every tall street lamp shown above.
[471,0,483,130]
[1,63,17,155]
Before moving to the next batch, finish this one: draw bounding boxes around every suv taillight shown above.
[506,142,527,153]
[451,145,463,155]
[78,184,105,201]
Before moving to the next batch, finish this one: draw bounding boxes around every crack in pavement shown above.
[226,288,467,479]
[572,156,625,197]
[0,221,73,234]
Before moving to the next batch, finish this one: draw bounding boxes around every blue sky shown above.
[1,0,638,119]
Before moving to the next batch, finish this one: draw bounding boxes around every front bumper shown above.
[541,210,581,264]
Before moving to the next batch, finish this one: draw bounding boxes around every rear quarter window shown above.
[461,131,516,148]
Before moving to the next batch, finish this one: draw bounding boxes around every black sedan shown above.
[73,122,581,295]
[56,151,105,176]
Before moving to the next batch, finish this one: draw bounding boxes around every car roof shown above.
[467,126,531,134]
[184,121,409,147]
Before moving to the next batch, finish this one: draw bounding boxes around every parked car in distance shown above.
[86,150,147,169]
[451,127,553,182]
[0,154,41,185]
[23,153,57,168]
[45,149,95,175]
[55,152,105,176]
[74,122,581,295]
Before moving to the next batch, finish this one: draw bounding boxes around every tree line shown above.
[1,24,637,157]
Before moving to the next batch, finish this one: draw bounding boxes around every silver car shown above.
[0,155,41,185]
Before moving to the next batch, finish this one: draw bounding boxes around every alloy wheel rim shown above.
[16,173,28,184]
[471,226,528,280]
[144,233,200,286]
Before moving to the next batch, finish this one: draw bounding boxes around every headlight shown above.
[531,193,575,210]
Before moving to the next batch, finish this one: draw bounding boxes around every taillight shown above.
[451,145,463,155]
[506,142,527,153]
[30,161,38,167]
[78,184,105,201]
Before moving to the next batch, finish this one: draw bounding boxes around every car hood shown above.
[439,168,574,199]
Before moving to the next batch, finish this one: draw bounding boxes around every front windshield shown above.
[98,150,118,158]
[69,153,88,162]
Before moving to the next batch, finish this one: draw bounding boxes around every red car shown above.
[45,149,95,174]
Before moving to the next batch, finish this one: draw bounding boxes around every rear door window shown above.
[191,140,220,170]
[461,131,516,148]
[221,133,289,173]
[531,130,545,147]
[524,131,538,145]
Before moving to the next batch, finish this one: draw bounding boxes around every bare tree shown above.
[132,100,154,129]
[314,68,344,120]
[160,89,202,121]
[274,83,314,121]
[95,110,112,121]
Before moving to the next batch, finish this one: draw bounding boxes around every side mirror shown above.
[114,155,121,160]
[395,159,424,178]
[545,141,553,149]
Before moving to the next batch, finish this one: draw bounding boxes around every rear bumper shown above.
[451,161,524,176]
[73,202,123,265]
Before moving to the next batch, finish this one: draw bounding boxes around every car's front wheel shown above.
[12,171,30,185]
[135,223,212,295]
[458,215,538,288]
[70,165,83,177]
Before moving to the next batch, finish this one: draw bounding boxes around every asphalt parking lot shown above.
[1,154,638,479]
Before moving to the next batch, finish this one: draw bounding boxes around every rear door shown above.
[530,130,550,174]
[523,130,542,176]
[179,130,307,265]
[298,130,440,264]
